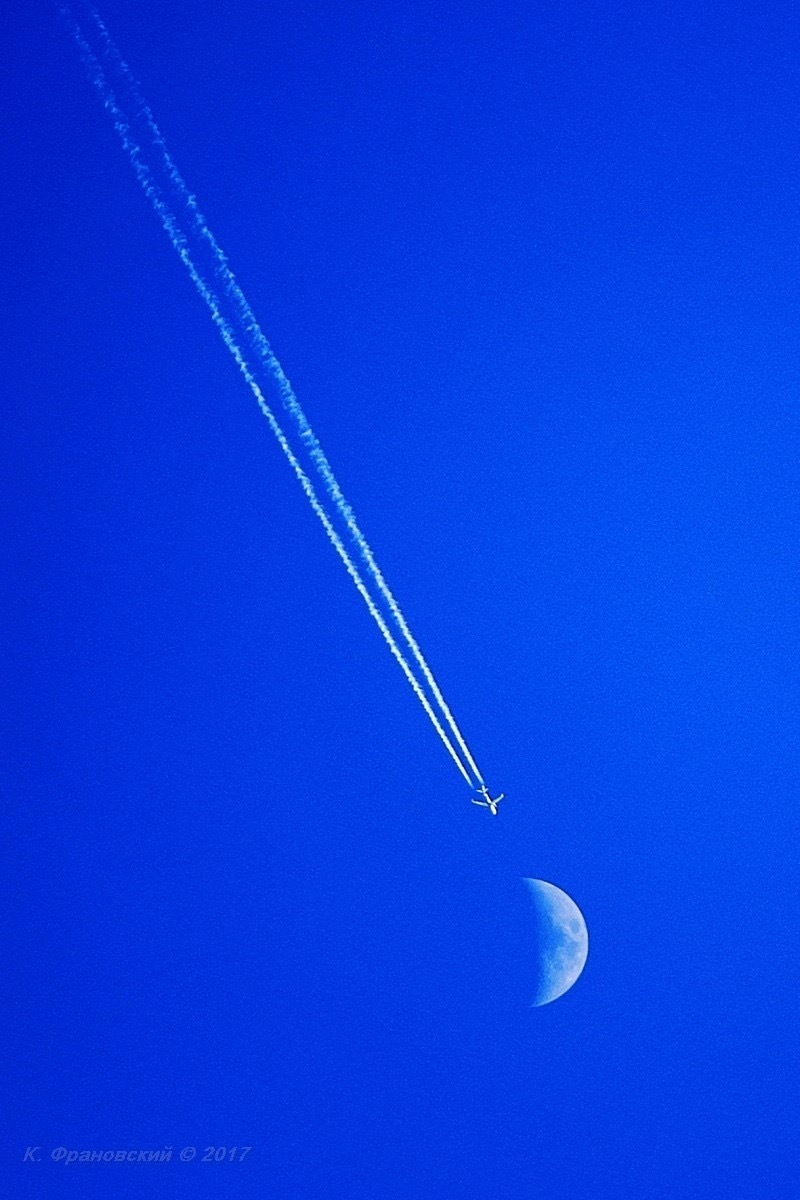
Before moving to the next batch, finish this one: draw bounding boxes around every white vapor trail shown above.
[64,8,477,788]
[82,7,485,789]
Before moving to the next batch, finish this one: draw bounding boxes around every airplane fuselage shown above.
[472,786,504,814]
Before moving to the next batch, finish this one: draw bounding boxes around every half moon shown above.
[524,878,589,1006]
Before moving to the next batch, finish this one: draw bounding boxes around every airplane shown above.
[471,785,505,815]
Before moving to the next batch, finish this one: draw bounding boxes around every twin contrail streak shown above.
[65,5,484,789]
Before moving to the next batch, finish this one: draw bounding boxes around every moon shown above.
[524,879,589,1006]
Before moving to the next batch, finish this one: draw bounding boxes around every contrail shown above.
[64,8,475,788]
[81,7,486,789]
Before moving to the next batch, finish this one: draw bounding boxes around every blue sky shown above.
[6,2,800,1196]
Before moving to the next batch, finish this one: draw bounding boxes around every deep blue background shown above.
[5,2,799,1196]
